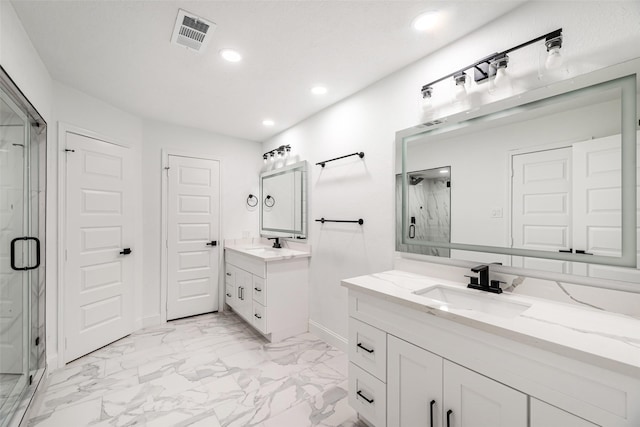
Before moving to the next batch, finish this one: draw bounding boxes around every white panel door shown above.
[443,361,527,427]
[388,335,443,427]
[65,132,135,362]
[572,133,640,280]
[511,147,572,273]
[167,155,219,320]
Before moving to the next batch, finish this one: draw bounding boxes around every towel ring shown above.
[247,194,258,207]
[264,195,275,208]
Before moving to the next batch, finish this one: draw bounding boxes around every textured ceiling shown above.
[11,0,525,141]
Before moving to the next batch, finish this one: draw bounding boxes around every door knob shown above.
[206,241,217,247]
[119,248,132,255]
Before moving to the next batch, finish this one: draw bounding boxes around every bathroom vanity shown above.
[343,270,640,427]
[224,244,310,342]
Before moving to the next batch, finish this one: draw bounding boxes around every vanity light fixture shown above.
[421,86,433,111]
[263,145,291,162]
[544,32,563,70]
[453,72,467,101]
[420,28,563,104]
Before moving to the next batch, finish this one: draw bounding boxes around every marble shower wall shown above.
[395,176,451,257]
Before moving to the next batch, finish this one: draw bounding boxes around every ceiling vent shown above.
[171,9,216,53]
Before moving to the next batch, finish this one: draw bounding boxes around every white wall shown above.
[141,120,262,325]
[263,2,640,345]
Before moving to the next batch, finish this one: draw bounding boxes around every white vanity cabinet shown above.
[345,285,640,427]
[530,399,598,427]
[387,335,526,427]
[225,248,309,342]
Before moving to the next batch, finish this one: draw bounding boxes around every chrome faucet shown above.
[467,264,503,294]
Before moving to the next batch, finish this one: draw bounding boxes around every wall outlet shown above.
[491,207,503,218]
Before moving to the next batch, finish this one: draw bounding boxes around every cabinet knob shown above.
[254,287,262,292]
[226,293,231,297]
[254,313,262,319]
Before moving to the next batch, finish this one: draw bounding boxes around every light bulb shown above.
[421,87,433,111]
[545,46,563,70]
[494,67,509,87]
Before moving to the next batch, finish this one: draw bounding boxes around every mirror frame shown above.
[260,160,308,238]
[396,60,638,269]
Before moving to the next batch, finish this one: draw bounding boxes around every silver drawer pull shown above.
[356,390,374,404]
[357,343,374,354]
[254,287,262,292]
[254,313,262,319]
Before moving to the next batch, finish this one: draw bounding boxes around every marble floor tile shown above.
[28,311,355,426]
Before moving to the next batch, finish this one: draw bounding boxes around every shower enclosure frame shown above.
[0,65,47,427]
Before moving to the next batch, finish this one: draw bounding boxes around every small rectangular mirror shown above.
[260,161,307,238]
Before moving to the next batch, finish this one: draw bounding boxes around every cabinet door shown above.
[235,268,253,320]
[531,398,598,427]
[388,335,443,427]
[443,361,527,427]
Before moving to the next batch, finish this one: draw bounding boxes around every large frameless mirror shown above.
[260,161,308,239]
[396,58,639,283]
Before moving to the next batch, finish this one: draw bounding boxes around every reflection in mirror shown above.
[396,61,639,283]
[396,167,451,256]
[260,161,307,238]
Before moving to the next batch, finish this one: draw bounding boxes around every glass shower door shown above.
[0,89,31,426]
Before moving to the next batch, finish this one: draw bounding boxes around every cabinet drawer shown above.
[252,302,268,334]
[226,250,266,278]
[224,263,235,285]
[349,362,386,427]
[349,317,386,381]
[253,276,267,306]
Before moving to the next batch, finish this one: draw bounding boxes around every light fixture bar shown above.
[421,28,562,92]
[263,144,291,160]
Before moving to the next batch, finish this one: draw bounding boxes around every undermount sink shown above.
[414,285,531,318]
[243,247,283,256]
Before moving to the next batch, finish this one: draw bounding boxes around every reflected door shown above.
[64,132,135,362]
[511,147,572,273]
[166,155,220,320]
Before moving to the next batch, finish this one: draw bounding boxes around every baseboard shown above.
[308,319,347,352]
[142,314,162,328]
[46,353,58,371]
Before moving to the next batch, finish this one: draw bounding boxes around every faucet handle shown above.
[464,275,479,286]
[489,280,505,294]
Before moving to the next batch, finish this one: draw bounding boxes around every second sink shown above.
[414,285,531,318]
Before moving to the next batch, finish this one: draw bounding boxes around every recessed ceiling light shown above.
[262,119,274,126]
[220,48,242,62]
[311,86,327,95]
[412,11,441,32]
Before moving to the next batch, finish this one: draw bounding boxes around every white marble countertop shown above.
[342,269,640,378]
[225,244,311,262]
